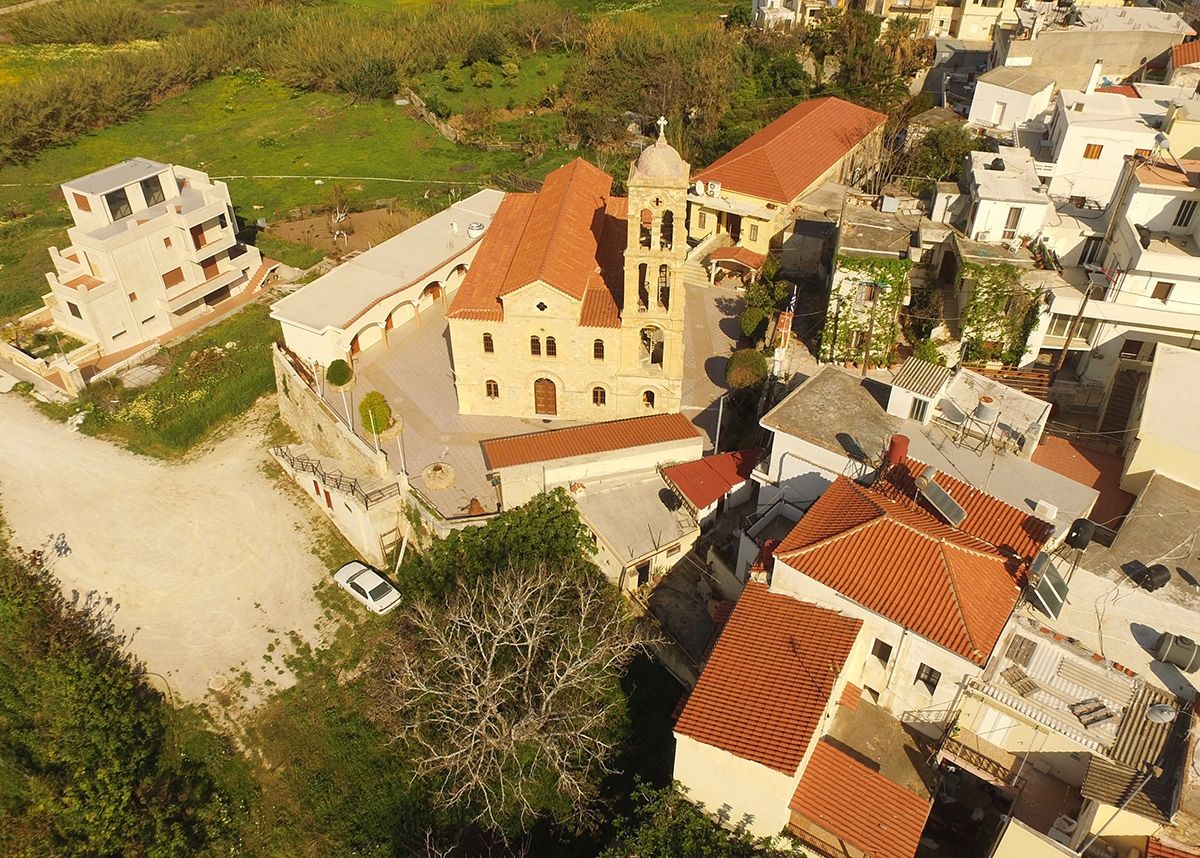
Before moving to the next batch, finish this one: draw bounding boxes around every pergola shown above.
[708,246,767,285]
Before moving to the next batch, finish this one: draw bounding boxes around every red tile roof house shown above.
[672,581,935,851]
[661,448,762,526]
[685,97,887,272]
[765,474,1042,738]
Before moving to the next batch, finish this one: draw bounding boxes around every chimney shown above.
[1085,59,1103,94]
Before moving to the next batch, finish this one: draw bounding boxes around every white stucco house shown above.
[967,66,1054,133]
[44,158,266,356]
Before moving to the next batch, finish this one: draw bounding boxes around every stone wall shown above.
[273,344,390,478]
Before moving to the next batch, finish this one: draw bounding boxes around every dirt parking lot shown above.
[0,395,329,703]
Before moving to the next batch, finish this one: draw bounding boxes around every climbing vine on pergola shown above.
[959,262,1042,365]
[821,255,912,368]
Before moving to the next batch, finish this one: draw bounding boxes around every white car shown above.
[333,561,401,615]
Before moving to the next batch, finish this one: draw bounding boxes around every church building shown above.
[447,126,690,420]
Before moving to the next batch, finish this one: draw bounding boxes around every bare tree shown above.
[372,564,651,834]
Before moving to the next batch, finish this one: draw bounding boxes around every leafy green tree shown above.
[908,124,983,181]
[402,487,595,600]
[739,307,769,339]
[467,31,509,65]
[325,359,352,387]
[602,782,807,856]
[358,391,393,436]
[912,337,945,365]
[0,543,237,855]
[726,348,769,388]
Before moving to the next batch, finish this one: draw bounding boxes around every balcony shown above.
[165,266,244,312]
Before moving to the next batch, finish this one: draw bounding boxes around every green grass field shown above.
[0,72,574,319]
[417,51,572,116]
[338,0,730,24]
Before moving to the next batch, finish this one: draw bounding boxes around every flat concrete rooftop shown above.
[825,697,938,801]
[271,189,505,331]
[64,157,168,195]
[762,366,1097,539]
[576,472,698,566]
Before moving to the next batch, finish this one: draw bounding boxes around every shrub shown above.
[325,360,352,387]
[726,348,768,389]
[466,30,509,65]
[442,59,466,93]
[359,391,393,436]
[343,57,397,100]
[912,338,945,365]
[471,60,496,88]
[501,60,520,87]
[739,307,768,340]
[7,0,161,45]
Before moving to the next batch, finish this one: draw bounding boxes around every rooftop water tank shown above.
[886,434,910,466]
[1066,518,1095,551]
[467,222,486,240]
[974,395,999,423]
[1154,632,1200,673]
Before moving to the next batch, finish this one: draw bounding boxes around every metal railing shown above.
[272,445,400,509]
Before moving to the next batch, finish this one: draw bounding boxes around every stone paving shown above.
[330,274,743,519]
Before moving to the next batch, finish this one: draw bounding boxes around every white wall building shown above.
[1027,158,1200,405]
[271,189,504,369]
[1039,87,1164,207]
[968,66,1054,132]
[957,148,1053,242]
[44,158,265,356]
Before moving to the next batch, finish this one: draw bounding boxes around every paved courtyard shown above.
[332,276,744,519]
[0,396,328,703]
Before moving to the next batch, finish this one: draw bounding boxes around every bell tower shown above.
[619,117,690,415]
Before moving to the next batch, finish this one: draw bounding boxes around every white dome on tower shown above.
[634,117,689,180]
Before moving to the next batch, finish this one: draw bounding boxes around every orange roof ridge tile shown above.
[790,740,932,858]
[773,477,1020,664]
[675,582,862,774]
[481,412,700,470]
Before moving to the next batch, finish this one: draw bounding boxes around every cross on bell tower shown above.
[656,115,668,139]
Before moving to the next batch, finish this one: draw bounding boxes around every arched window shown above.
[593,339,604,361]
[483,332,494,354]
[642,390,656,409]
[639,208,653,249]
[660,210,674,249]
[657,264,670,311]
[592,387,606,406]
[530,336,541,356]
[546,336,557,358]
[638,263,649,310]
[486,380,499,399]
[640,326,664,367]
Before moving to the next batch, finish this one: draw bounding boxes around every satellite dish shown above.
[1146,703,1177,724]
[693,180,705,195]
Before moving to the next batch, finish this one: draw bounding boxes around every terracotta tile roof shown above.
[447,159,627,326]
[1174,40,1200,68]
[662,448,762,511]
[481,412,700,470]
[774,477,1020,665]
[694,97,887,204]
[789,740,932,858]
[709,245,767,270]
[1097,85,1141,98]
[875,458,1053,564]
[1148,838,1200,858]
[675,582,861,774]
[838,683,861,710]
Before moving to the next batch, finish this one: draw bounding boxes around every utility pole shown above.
[861,286,879,378]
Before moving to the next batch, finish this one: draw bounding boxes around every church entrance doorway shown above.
[534,378,557,416]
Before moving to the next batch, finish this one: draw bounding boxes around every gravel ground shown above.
[0,395,329,704]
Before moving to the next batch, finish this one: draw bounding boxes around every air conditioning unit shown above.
[706,181,722,197]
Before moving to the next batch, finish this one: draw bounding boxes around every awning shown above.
[709,246,767,271]
[1030,564,1069,618]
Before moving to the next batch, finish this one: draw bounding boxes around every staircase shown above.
[271,443,400,509]
[1099,369,1141,438]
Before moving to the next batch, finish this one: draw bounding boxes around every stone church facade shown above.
[447,130,690,421]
